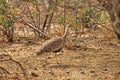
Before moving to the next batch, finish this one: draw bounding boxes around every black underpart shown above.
[53,48,63,52]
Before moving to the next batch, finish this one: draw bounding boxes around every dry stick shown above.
[46,0,58,34]
[26,3,41,39]
[35,4,41,39]
[0,44,28,80]
[10,59,29,80]
[11,15,50,39]
[35,4,41,29]
[26,3,37,27]
[41,1,52,32]
[0,66,9,74]
[5,14,49,39]
[22,19,50,39]
[42,14,49,32]
[46,12,54,36]
[47,10,54,30]
[0,57,29,80]
[0,58,28,79]
[41,0,53,32]
[42,0,58,34]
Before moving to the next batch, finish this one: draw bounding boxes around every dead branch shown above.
[0,66,9,74]
[35,4,41,28]
[0,54,29,80]
[10,59,29,80]
[11,15,50,39]
[26,3,37,27]
[42,14,49,32]
[0,44,28,80]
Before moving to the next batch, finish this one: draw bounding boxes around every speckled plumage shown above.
[36,25,69,55]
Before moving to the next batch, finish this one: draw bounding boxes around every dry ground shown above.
[0,27,120,80]
[0,38,120,80]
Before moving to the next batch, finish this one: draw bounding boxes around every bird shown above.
[36,24,70,55]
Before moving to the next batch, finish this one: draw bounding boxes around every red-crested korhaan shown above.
[36,24,70,55]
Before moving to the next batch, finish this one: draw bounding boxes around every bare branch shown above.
[0,66,10,74]
[26,3,37,27]
[11,15,50,39]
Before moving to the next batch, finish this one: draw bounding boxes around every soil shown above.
[0,28,120,80]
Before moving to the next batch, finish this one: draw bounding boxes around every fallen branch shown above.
[0,66,10,74]
[0,44,28,80]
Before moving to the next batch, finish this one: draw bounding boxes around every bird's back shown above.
[37,37,64,55]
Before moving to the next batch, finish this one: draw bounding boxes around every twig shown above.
[0,66,9,74]
[0,44,28,80]
[26,3,37,27]
[0,54,29,80]
[42,14,49,32]
[10,59,29,80]
[11,15,50,39]
[35,4,41,29]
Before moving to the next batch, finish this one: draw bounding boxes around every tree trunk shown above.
[107,0,120,39]
[98,0,120,39]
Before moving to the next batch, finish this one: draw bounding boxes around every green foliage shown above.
[0,0,6,4]
[97,12,109,23]
[81,7,110,27]
[0,5,8,15]
[1,16,16,29]
[0,1,16,29]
